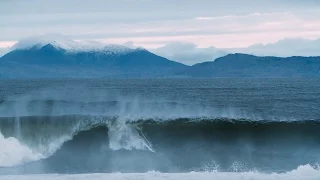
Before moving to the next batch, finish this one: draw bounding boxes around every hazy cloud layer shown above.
[152,38,320,64]
[233,38,320,57]
[151,42,227,65]
[1,0,320,50]
[0,48,9,57]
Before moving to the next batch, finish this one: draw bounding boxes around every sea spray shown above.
[0,131,44,167]
[107,118,154,152]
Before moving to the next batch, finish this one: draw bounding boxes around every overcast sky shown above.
[1,0,320,50]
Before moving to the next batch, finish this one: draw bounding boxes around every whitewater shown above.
[1,165,320,180]
[0,79,320,179]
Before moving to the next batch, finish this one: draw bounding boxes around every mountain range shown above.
[0,41,319,78]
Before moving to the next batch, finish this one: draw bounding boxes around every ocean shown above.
[0,78,320,180]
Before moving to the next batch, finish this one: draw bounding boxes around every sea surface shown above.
[0,78,320,180]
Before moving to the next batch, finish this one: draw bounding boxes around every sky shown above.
[1,0,320,63]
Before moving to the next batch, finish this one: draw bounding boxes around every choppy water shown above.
[0,79,320,179]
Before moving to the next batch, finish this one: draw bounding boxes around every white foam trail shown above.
[107,119,154,152]
[0,121,85,168]
[0,132,44,167]
[1,164,319,180]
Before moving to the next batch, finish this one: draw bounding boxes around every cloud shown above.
[1,11,319,48]
[11,33,133,52]
[1,1,320,49]
[231,38,320,57]
[151,38,320,65]
[194,12,278,20]
[0,41,15,48]
[12,33,77,50]
[0,48,10,57]
[151,42,228,65]
[123,41,136,49]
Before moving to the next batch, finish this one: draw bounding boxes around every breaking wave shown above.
[1,115,320,174]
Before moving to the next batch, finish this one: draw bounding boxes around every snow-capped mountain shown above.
[0,35,188,78]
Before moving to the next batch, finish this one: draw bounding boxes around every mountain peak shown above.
[40,43,66,53]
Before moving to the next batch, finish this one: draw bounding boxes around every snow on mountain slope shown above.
[13,34,134,55]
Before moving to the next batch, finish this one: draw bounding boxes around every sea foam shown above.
[0,132,43,167]
[0,164,319,180]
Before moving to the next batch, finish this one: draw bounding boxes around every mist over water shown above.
[0,79,320,178]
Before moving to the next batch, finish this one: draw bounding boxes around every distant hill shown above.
[0,43,187,78]
[179,53,320,77]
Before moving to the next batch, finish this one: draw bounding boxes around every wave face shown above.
[0,79,320,175]
[1,116,320,174]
